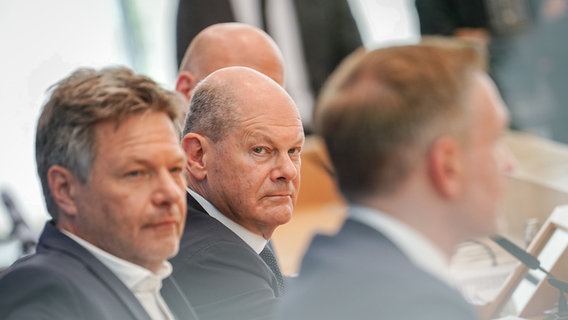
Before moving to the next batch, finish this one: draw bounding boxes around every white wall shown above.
[349,0,419,48]
[0,0,417,242]
[0,0,178,238]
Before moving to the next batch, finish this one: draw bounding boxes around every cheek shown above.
[235,160,270,190]
[212,162,259,204]
[473,145,501,178]
[474,149,505,214]
[99,186,148,227]
[242,172,265,200]
[79,184,118,220]
[293,167,301,194]
[212,160,247,191]
[487,148,507,191]
[100,196,136,227]
[464,150,497,204]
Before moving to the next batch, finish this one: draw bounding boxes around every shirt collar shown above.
[348,205,455,286]
[61,230,172,291]
[187,187,268,253]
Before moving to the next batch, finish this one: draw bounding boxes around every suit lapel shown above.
[162,277,199,320]
[185,192,284,295]
[39,222,152,320]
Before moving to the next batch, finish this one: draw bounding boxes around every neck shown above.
[356,196,457,260]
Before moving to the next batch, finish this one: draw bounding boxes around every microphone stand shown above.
[547,278,568,319]
[491,235,568,319]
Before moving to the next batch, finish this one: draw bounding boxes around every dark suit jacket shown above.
[0,221,197,320]
[175,0,361,100]
[277,218,479,320]
[162,193,281,320]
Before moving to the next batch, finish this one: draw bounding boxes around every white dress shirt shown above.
[187,187,268,254]
[348,205,456,287]
[62,231,175,320]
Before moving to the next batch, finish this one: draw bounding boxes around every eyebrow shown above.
[247,131,305,147]
[124,152,186,166]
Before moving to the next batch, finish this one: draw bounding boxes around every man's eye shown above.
[170,167,183,174]
[252,147,267,154]
[288,148,301,155]
[126,170,144,178]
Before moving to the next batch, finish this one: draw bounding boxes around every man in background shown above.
[175,0,362,132]
[278,38,514,319]
[0,66,197,320]
[175,22,285,113]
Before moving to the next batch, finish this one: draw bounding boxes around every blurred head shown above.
[316,37,514,238]
[36,66,187,272]
[182,66,304,239]
[176,23,285,108]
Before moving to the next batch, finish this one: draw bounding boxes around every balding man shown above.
[175,22,285,113]
[162,66,304,320]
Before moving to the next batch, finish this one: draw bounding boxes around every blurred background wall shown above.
[2,0,567,267]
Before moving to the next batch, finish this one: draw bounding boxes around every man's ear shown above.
[176,71,198,101]
[47,165,80,217]
[428,137,464,198]
[181,133,209,181]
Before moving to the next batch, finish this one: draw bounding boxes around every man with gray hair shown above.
[0,66,197,320]
[278,38,515,319]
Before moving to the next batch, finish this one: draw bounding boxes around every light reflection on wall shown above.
[0,1,178,243]
[0,0,417,240]
[0,0,130,236]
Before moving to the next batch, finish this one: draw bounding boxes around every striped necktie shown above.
[260,245,285,292]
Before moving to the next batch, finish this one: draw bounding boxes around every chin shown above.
[166,242,181,258]
[151,241,179,259]
[274,210,293,225]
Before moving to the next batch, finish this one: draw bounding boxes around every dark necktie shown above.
[260,245,285,292]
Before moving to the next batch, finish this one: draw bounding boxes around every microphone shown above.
[491,235,549,275]
[491,235,568,318]
[1,190,36,255]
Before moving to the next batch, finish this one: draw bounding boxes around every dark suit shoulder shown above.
[0,255,83,319]
[0,223,152,320]
[0,250,143,320]
[177,204,254,256]
[280,219,478,320]
[170,226,277,299]
[167,196,280,320]
[167,237,280,319]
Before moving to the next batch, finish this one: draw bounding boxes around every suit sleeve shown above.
[0,265,82,319]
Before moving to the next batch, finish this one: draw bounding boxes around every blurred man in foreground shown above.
[278,38,514,320]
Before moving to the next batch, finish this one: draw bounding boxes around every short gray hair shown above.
[182,77,240,142]
[36,66,183,219]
